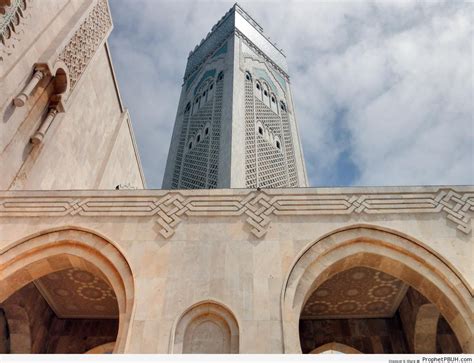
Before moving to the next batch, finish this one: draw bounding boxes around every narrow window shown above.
[271,96,276,103]
[218,71,224,81]
[280,101,286,111]
[203,91,207,97]
[264,90,268,97]
[276,140,281,149]
[245,72,252,81]
[258,127,263,135]
[197,134,201,142]
[205,127,209,135]
[185,102,191,112]
[210,83,214,90]
[256,83,261,90]
[189,141,193,149]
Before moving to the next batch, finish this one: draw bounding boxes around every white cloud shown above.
[108,0,473,188]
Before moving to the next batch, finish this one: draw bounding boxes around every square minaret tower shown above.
[163,4,308,189]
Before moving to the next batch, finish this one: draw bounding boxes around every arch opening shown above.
[0,228,134,354]
[282,226,472,354]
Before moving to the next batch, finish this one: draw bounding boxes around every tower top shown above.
[185,3,288,82]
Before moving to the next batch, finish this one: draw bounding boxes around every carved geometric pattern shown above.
[301,267,408,319]
[245,75,298,188]
[0,189,473,238]
[172,73,224,189]
[57,0,112,91]
[0,0,30,62]
[34,268,118,319]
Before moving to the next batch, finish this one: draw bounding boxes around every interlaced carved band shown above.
[0,188,472,238]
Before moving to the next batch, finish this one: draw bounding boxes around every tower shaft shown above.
[163,4,308,189]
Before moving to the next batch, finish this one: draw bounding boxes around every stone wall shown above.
[0,187,472,353]
[45,317,118,353]
[0,0,145,190]
[299,315,409,353]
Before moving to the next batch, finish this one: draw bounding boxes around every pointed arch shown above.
[170,299,239,354]
[281,225,473,353]
[310,342,361,354]
[0,227,135,353]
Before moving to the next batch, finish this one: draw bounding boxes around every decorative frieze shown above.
[0,0,30,62]
[0,188,472,238]
[57,0,112,91]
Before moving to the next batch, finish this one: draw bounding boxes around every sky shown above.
[108,0,473,189]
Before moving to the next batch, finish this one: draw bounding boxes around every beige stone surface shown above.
[1,0,145,190]
[0,186,472,353]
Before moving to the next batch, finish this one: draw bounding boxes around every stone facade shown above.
[0,186,472,353]
[0,0,145,190]
[0,0,472,356]
[162,4,308,189]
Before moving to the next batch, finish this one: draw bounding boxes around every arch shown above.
[310,342,361,354]
[281,225,473,353]
[414,303,440,353]
[85,341,115,354]
[0,227,135,353]
[170,300,239,354]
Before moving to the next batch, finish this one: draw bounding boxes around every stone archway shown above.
[310,342,361,354]
[170,300,239,354]
[0,227,135,353]
[281,225,473,353]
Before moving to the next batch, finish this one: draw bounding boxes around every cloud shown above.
[108,0,473,188]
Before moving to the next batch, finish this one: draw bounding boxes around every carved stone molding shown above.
[235,28,289,81]
[57,0,112,91]
[0,0,30,62]
[0,188,473,238]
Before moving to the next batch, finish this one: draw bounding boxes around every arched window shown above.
[184,102,191,113]
[209,83,214,90]
[280,101,286,112]
[276,140,281,149]
[245,71,252,81]
[262,83,270,107]
[217,71,224,81]
[255,81,263,101]
[172,301,239,354]
[271,95,276,103]
[196,134,201,143]
[188,141,193,149]
[258,126,263,135]
[205,127,209,136]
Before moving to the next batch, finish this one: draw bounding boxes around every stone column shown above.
[14,70,45,107]
[31,108,58,144]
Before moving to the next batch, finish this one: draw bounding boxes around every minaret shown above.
[162,4,308,189]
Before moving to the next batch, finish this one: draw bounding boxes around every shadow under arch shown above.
[281,224,473,353]
[169,299,240,354]
[0,226,135,353]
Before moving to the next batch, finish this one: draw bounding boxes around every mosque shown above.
[0,0,472,354]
